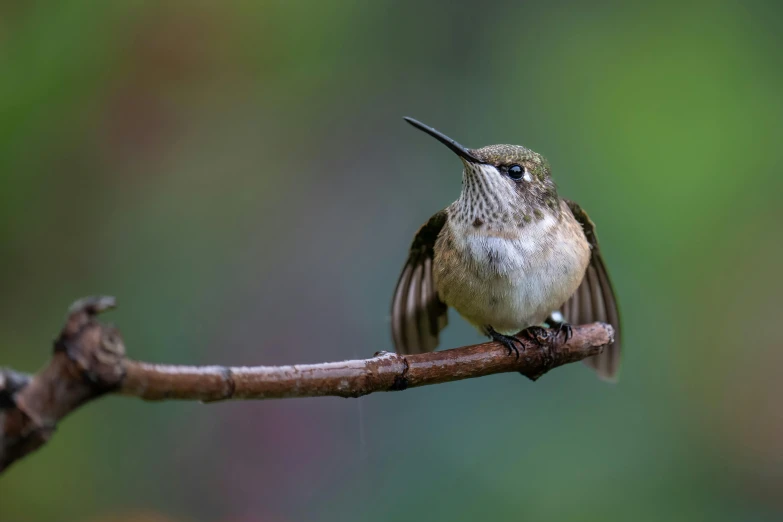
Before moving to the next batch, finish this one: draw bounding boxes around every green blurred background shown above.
[1,1,782,521]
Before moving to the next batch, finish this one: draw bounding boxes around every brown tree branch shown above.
[0,296,614,473]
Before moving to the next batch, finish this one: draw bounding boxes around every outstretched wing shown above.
[391,210,449,354]
[561,200,622,381]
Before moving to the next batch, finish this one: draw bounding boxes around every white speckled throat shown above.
[454,162,527,228]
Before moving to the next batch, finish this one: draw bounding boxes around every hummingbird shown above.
[391,117,621,381]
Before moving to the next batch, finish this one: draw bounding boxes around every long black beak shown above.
[404,117,485,164]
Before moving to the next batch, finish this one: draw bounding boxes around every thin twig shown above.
[0,296,613,473]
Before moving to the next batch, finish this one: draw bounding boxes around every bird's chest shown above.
[433,219,590,335]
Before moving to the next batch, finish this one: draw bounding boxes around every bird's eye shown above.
[508,164,524,180]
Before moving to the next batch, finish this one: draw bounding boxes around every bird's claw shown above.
[546,313,572,343]
[486,326,524,359]
[556,322,573,342]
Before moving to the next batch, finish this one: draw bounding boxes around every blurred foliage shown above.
[1,1,782,521]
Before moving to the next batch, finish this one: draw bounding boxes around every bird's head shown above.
[404,117,559,230]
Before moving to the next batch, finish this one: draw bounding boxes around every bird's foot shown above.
[556,322,573,343]
[486,326,524,359]
[545,312,573,343]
